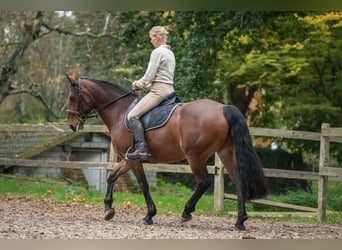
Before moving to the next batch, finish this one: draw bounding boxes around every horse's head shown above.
[65,74,97,132]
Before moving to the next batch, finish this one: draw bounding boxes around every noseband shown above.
[66,78,131,124]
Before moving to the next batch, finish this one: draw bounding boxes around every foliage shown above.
[218,12,341,128]
[0,93,47,123]
[282,13,342,129]
[171,12,235,102]
[1,11,341,122]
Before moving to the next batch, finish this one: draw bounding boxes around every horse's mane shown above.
[80,76,132,94]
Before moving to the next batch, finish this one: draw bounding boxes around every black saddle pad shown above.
[125,92,182,132]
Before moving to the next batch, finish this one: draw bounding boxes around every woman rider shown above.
[126,26,176,161]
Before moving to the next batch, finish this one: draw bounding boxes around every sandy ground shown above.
[0,198,341,239]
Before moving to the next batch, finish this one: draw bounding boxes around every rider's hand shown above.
[132,81,143,91]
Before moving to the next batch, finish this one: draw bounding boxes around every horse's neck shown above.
[96,91,134,129]
[84,80,134,130]
[86,81,127,110]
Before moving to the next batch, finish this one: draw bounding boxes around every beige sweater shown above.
[135,44,175,89]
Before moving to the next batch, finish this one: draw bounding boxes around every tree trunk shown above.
[228,82,257,115]
[0,11,43,105]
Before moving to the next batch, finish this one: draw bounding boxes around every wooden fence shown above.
[214,123,342,221]
[0,123,341,221]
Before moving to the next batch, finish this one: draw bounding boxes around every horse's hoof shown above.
[234,223,246,231]
[234,215,248,230]
[104,208,115,221]
[181,214,192,223]
[143,217,153,225]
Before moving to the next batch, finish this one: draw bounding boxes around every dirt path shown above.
[0,198,341,239]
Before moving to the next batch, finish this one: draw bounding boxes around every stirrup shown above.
[124,146,134,160]
[125,146,150,161]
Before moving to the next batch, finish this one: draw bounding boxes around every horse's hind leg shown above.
[235,193,248,230]
[104,160,130,221]
[218,141,248,230]
[181,158,211,222]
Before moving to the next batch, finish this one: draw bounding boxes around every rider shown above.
[126,26,176,161]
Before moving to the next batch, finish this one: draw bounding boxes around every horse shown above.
[65,74,268,230]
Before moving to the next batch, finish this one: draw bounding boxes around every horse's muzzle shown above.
[69,124,77,132]
[69,120,84,132]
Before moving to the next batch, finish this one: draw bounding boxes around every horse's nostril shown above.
[69,125,76,132]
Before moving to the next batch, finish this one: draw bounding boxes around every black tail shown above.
[223,105,268,202]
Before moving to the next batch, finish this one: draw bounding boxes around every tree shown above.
[216,12,341,128]
[214,11,342,162]
[283,12,342,131]
[0,11,118,122]
[0,11,44,105]
[1,11,341,133]
[171,11,237,102]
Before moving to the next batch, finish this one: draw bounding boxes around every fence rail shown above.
[0,123,341,221]
[2,158,341,181]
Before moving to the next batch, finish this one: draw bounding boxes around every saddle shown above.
[125,92,182,132]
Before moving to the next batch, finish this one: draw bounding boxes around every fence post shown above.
[318,123,330,221]
[214,153,224,212]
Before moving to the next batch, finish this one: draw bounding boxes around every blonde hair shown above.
[149,26,169,41]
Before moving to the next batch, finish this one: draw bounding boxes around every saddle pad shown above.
[125,92,182,132]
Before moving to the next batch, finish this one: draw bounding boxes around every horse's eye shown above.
[69,96,76,102]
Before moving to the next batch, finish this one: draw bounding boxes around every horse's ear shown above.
[65,74,77,86]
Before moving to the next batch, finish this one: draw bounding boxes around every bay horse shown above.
[65,74,268,230]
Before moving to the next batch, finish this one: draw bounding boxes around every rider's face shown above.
[150,33,161,48]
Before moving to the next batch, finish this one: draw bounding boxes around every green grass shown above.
[0,175,341,225]
[0,175,104,205]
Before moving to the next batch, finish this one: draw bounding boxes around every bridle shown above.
[66,78,131,125]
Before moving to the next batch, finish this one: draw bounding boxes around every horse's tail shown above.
[223,105,268,202]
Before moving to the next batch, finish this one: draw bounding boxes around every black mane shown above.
[80,76,132,94]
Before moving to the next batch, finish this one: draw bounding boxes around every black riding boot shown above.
[126,117,149,161]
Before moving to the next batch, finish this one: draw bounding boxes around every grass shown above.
[0,174,341,225]
[0,175,104,205]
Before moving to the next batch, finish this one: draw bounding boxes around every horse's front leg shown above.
[130,161,156,225]
[104,160,130,221]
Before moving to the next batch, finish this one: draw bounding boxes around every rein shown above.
[66,78,132,123]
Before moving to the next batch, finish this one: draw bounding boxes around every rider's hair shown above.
[149,26,169,42]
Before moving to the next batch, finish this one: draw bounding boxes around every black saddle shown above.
[125,92,182,132]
